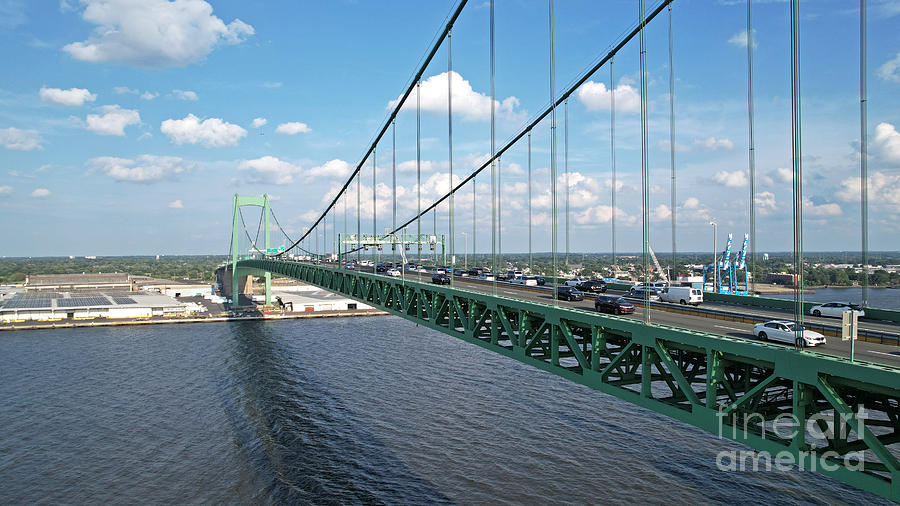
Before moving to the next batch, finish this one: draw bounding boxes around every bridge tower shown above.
[231,194,271,307]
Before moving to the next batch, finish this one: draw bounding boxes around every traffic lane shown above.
[438,276,900,369]
[599,288,899,335]
[343,269,900,367]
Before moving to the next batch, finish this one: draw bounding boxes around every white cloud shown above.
[803,197,842,217]
[160,114,246,147]
[39,86,96,106]
[238,156,302,184]
[770,167,793,184]
[388,71,523,122]
[576,81,641,113]
[140,91,158,100]
[85,105,141,136]
[251,117,267,128]
[714,170,748,188]
[838,171,900,208]
[114,86,138,95]
[754,191,777,215]
[651,204,671,221]
[63,0,253,67]
[397,159,438,173]
[573,205,632,225]
[30,188,51,198]
[306,159,351,180]
[0,185,12,195]
[728,29,757,48]
[168,199,183,209]
[654,139,691,153]
[694,137,734,151]
[873,122,900,163]
[0,127,43,151]
[683,197,700,210]
[878,52,900,83]
[172,89,198,101]
[275,122,311,135]
[90,154,194,182]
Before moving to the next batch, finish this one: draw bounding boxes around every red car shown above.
[595,295,635,315]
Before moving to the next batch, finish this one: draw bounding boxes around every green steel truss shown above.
[239,259,900,501]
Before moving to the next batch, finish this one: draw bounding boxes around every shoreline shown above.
[0,309,389,332]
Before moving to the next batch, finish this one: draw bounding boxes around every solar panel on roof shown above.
[1,298,52,309]
[56,296,111,308]
[111,296,136,305]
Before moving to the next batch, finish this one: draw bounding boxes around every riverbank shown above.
[0,308,389,332]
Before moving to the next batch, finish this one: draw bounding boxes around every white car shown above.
[809,302,865,318]
[510,276,538,286]
[753,320,826,347]
[565,277,589,287]
[386,268,401,277]
[479,273,496,281]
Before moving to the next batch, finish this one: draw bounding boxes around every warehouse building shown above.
[0,291,193,322]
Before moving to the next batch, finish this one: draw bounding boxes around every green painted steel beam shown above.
[239,258,900,501]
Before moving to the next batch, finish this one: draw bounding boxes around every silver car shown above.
[809,302,865,318]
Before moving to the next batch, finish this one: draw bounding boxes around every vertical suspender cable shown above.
[448,28,455,283]
[498,156,502,271]
[790,0,804,344]
[357,170,361,263]
[392,119,397,266]
[417,81,422,264]
[565,98,570,270]
[860,0,869,307]
[747,0,757,294]
[639,0,651,322]
[611,58,617,274]
[528,132,533,272]
[490,0,497,295]
[549,0,559,306]
[373,148,377,265]
[668,4,677,278]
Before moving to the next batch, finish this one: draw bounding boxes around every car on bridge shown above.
[510,276,538,286]
[557,286,585,301]
[809,302,865,318]
[453,269,469,277]
[753,320,826,347]
[565,277,589,287]
[387,268,401,277]
[478,272,495,281]
[625,286,660,302]
[533,276,546,286]
[575,279,607,293]
[432,273,451,285]
[594,295,634,315]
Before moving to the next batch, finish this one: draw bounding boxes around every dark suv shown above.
[432,274,451,285]
[576,279,607,293]
[594,295,635,315]
[557,286,585,301]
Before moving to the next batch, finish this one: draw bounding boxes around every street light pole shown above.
[461,232,468,269]
[710,221,718,291]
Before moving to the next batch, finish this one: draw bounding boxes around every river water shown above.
[0,317,889,504]
[767,287,899,310]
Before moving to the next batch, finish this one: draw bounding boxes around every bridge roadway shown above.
[356,268,900,368]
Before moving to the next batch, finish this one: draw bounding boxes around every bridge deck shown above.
[238,259,900,501]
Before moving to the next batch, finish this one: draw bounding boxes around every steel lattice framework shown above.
[237,258,900,501]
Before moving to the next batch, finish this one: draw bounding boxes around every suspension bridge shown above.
[221,0,900,500]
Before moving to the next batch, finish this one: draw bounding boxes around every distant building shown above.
[766,272,798,285]
[26,273,132,292]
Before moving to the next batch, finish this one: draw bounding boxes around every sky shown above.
[1,0,899,258]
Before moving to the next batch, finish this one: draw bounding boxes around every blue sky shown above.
[1,0,899,257]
